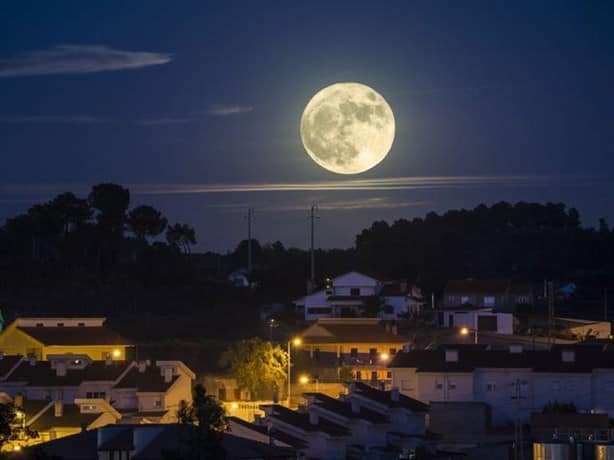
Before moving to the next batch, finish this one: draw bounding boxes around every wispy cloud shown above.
[205,105,254,116]
[256,197,430,212]
[0,114,106,124]
[1,175,609,200]
[0,45,172,77]
[133,117,192,126]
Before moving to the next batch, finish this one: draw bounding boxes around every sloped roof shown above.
[303,392,389,423]
[113,366,177,392]
[351,382,429,412]
[17,326,131,346]
[302,321,407,345]
[28,403,100,432]
[389,345,614,373]
[5,360,132,386]
[263,404,350,437]
[0,355,23,377]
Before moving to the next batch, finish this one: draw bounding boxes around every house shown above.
[299,318,408,387]
[389,343,614,425]
[0,317,133,361]
[443,279,534,310]
[294,271,425,321]
[22,424,297,459]
[435,305,514,335]
[0,353,195,449]
[250,382,431,460]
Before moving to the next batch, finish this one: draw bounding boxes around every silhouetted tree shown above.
[127,205,168,243]
[88,183,130,235]
[166,223,197,254]
[49,192,92,237]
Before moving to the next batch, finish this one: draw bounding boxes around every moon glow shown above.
[300,82,395,174]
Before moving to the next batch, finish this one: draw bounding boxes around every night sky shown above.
[2,2,613,251]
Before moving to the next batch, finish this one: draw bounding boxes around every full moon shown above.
[300,82,395,174]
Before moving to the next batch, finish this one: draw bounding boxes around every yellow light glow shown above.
[380,353,390,361]
[230,402,239,410]
[301,82,395,175]
[460,327,469,336]
[298,375,310,385]
[15,410,24,419]
[13,445,21,451]
[112,349,121,358]
[292,337,302,347]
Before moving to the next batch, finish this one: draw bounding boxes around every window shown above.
[369,348,377,357]
[448,381,457,390]
[386,371,392,379]
[36,323,44,327]
[483,296,495,307]
[350,288,360,296]
[154,398,162,408]
[486,382,497,392]
[78,322,85,327]
[461,296,470,304]
[86,392,93,399]
[370,371,378,381]
[234,389,241,400]
[56,323,64,327]
[401,380,414,391]
[390,348,397,355]
[356,371,362,380]
[435,382,443,391]
[350,348,358,358]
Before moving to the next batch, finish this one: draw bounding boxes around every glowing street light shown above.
[298,374,310,385]
[380,352,390,362]
[460,326,478,344]
[112,349,121,359]
[287,337,302,406]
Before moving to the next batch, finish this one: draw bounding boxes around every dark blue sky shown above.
[1,1,613,251]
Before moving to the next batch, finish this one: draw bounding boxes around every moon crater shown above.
[300,82,395,174]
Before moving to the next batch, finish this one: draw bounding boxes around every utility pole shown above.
[309,205,319,286]
[605,288,609,322]
[547,281,555,345]
[511,379,527,460]
[245,208,254,273]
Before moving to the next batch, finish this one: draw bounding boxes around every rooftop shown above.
[301,319,407,345]
[350,382,429,412]
[262,404,350,437]
[17,325,131,346]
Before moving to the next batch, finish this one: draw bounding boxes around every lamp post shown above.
[460,326,478,344]
[287,337,302,407]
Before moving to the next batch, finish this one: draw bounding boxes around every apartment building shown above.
[389,343,614,425]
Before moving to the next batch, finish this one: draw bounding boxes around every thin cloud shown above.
[206,105,254,116]
[134,117,192,126]
[0,114,106,124]
[0,45,172,77]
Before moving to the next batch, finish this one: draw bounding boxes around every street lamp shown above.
[379,352,390,362]
[299,374,319,392]
[460,326,478,344]
[287,337,302,407]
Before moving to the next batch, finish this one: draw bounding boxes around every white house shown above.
[294,271,425,321]
[437,305,514,335]
[389,343,614,425]
[250,382,431,460]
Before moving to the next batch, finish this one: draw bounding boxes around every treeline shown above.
[2,186,614,306]
[0,183,196,281]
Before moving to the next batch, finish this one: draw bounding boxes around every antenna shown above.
[309,204,319,285]
[245,208,254,273]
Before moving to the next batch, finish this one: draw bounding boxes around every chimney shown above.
[309,411,318,425]
[56,361,67,377]
[138,361,147,373]
[54,400,63,417]
[561,350,576,363]
[14,394,23,408]
[163,367,173,383]
[390,387,400,402]
[445,349,459,362]
[29,356,36,366]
